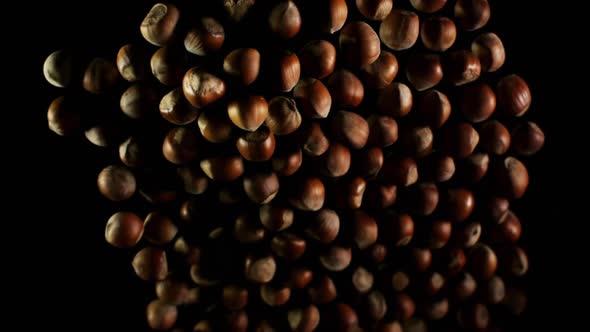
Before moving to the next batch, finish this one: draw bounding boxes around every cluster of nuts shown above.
[43,0,543,331]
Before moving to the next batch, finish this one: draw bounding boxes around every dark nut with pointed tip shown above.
[144,212,178,245]
[259,204,294,231]
[429,220,452,249]
[234,213,265,243]
[271,52,301,92]
[406,54,443,91]
[320,246,352,271]
[300,122,330,156]
[380,10,420,50]
[97,165,136,201]
[177,167,208,195]
[105,212,144,248]
[121,83,159,120]
[261,283,292,306]
[353,211,378,249]
[497,74,532,117]
[272,144,303,176]
[159,87,199,125]
[320,143,351,177]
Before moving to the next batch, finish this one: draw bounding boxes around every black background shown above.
[16,0,574,330]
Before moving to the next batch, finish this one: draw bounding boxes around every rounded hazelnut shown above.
[236,127,276,161]
[410,0,448,13]
[182,67,226,108]
[289,177,325,211]
[223,48,260,86]
[200,155,244,182]
[143,212,177,245]
[243,172,280,204]
[454,0,491,31]
[197,108,234,143]
[380,157,418,187]
[380,10,420,50]
[293,78,332,119]
[120,83,159,120]
[352,266,374,293]
[368,115,398,147]
[177,167,208,195]
[298,40,337,79]
[472,32,505,72]
[442,188,475,222]
[512,121,545,156]
[159,87,199,125]
[97,165,136,201]
[259,204,294,231]
[105,211,144,248]
[445,50,481,86]
[327,69,364,108]
[83,58,119,94]
[150,47,186,86]
[271,144,303,176]
[162,127,199,164]
[43,49,74,88]
[330,111,370,149]
[356,0,393,20]
[406,53,443,91]
[353,211,379,249]
[271,232,306,260]
[288,305,320,332]
[496,74,532,117]
[47,96,81,136]
[146,299,177,330]
[184,17,225,56]
[494,157,529,199]
[223,285,249,310]
[377,82,413,117]
[421,16,456,51]
[415,90,451,128]
[132,247,168,281]
[260,283,292,306]
[269,1,301,39]
[319,0,348,34]
[440,122,479,158]
[320,143,351,177]
[306,209,340,244]
[479,120,511,155]
[228,96,269,131]
[272,52,301,92]
[300,121,330,156]
[339,21,381,67]
[320,246,352,271]
[467,244,498,280]
[116,44,149,82]
[140,3,179,46]
[361,51,398,89]
[429,220,452,249]
[266,96,302,135]
[245,256,277,283]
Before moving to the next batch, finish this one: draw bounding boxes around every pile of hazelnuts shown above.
[43,0,543,331]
